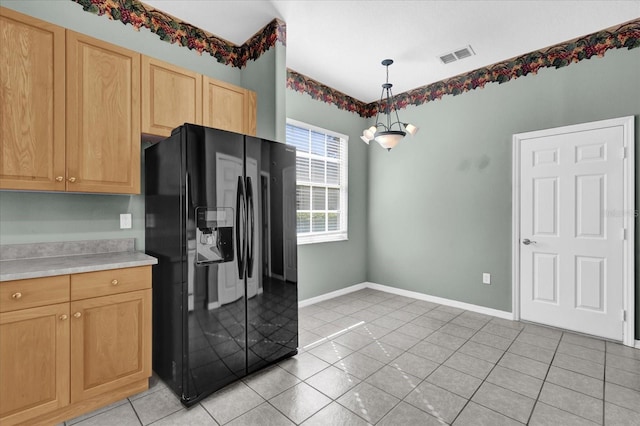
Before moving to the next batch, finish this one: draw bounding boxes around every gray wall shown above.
[0,1,269,251]
[286,91,369,300]
[366,47,640,336]
[1,2,638,335]
[241,43,286,142]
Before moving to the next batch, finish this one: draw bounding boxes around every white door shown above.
[519,122,626,340]
[217,153,244,305]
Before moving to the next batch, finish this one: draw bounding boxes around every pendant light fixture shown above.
[360,59,419,151]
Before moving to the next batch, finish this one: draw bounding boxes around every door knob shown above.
[522,238,537,245]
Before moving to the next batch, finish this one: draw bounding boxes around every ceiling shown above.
[143,1,640,103]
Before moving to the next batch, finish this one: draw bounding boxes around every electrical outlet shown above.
[120,213,132,229]
[482,273,491,285]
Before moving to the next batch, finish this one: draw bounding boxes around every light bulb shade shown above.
[363,126,377,140]
[360,135,370,144]
[404,123,419,136]
[374,130,405,150]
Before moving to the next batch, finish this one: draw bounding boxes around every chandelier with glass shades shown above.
[360,59,419,151]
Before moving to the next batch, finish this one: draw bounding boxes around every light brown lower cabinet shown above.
[0,267,151,426]
[0,302,70,425]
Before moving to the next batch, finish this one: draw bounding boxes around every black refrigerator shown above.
[145,124,298,406]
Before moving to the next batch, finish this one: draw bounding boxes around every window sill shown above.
[297,233,348,245]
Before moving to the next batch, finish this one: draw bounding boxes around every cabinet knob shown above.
[55,176,64,182]
[68,177,77,183]
[60,314,68,321]
[11,292,22,300]
[111,279,119,286]
[73,312,82,318]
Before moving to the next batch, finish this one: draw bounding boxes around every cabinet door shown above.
[70,289,151,403]
[203,77,256,136]
[0,7,65,191]
[0,303,70,426]
[66,31,141,194]
[142,56,202,137]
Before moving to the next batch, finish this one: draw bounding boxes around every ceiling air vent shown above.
[440,53,457,64]
[439,45,475,64]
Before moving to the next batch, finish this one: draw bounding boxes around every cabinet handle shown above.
[73,312,82,318]
[11,292,22,300]
[111,279,119,286]
[68,177,77,183]
[60,314,68,321]
[55,176,64,182]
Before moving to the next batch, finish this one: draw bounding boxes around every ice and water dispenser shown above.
[195,207,233,264]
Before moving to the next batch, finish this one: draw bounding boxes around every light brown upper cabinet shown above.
[142,56,202,137]
[203,77,257,136]
[0,8,141,194]
[0,8,66,191]
[66,31,141,194]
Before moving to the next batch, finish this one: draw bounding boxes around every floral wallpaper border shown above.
[71,0,285,68]
[71,0,638,116]
[288,18,640,118]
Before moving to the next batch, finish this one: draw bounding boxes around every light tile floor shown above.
[64,289,640,425]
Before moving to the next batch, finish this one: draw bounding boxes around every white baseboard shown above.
[636,340,640,349]
[299,281,514,321]
[298,283,366,308]
[364,282,514,320]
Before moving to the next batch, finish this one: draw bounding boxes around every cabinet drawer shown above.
[71,266,151,300]
[0,275,70,313]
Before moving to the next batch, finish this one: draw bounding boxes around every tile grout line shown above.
[447,318,527,425]
[383,311,520,422]
[386,311,460,424]
[277,294,420,424]
[403,311,515,420]
[389,308,470,425]
[419,311,485,424]
[101,290,636,426]
[347,323,403,425]
[320,295,410,424]
[338,300,439,424]
[298,293,632,424]
[528,332,610,425]
[602,347,607,425]
[323,300,456,424]
[524,330,561,425]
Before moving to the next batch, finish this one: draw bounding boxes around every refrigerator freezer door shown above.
[183,125,247,403]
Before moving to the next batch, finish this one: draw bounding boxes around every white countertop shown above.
[0,251,158,281]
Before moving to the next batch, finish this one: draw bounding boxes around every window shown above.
[286,119,348,244]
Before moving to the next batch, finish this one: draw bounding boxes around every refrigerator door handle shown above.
[246,177,255,278]
[236,176,246,279]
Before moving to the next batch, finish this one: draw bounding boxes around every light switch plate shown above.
[120,213,132,229]
[482,273,491,285]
